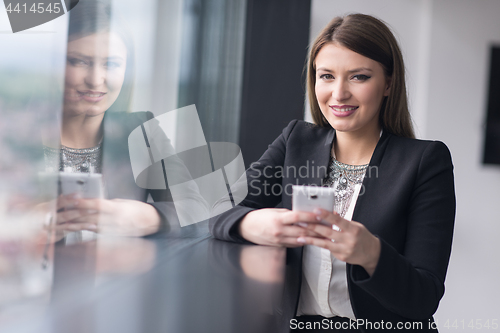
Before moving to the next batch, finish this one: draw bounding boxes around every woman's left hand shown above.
[55,195,162,237]
[293,209,381,276]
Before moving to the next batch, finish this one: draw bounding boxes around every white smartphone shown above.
[292,185,335,212]
[292,185,336,227]
[58,172,104,199]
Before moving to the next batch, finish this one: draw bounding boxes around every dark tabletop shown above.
[0,222,286,333]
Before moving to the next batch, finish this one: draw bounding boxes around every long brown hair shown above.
[307,14,415,138]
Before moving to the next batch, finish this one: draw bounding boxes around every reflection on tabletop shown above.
[207,239,285,333]
[240,244,286,283]
[0,232,287,333]
[0,224,157,327]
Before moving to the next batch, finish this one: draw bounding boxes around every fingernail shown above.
[87,209,98,214]
[87,225,97,230]
[297,237,306,243]
[313,208,321,215]
[297,222,308,228]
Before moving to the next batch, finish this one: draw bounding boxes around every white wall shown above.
[424,0,500,326]
[310,0,500,328]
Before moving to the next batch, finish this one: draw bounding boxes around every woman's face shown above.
[64,32,127,117]
[314,43,390,135]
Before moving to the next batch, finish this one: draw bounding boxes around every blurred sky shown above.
[0,5,68,75]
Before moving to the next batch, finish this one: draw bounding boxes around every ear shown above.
[384,77,392,96]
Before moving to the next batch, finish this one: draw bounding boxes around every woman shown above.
[43,2,185,237]
[210,14,455,332]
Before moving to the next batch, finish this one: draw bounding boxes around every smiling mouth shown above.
[330,105,359,112]
[78,91,107,97]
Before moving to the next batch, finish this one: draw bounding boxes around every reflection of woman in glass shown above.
[211,14,455,332]
[43,2,177,237]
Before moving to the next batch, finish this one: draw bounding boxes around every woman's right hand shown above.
[238,208,322,247]
[53,194,98,232]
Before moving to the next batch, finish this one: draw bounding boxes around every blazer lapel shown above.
[351,131,391,227]
[300,127,335,186]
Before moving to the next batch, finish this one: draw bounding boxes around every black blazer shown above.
[210,120,456,332]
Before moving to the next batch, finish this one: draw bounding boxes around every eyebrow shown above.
[316,67,373,73]
[67,52,125,61]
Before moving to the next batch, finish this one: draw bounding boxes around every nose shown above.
[331,79,351,102]
[84,64,106,88]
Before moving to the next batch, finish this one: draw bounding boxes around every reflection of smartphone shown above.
[58,172,104,199]
[292,185,335,212]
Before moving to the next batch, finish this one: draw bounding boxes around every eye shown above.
[352,74,370,81]
[104,61,122,69]
[319,73,334,80]
[67,57,88,67]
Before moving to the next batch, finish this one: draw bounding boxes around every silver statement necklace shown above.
[43,143,102,173]
[323,152,368,218]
